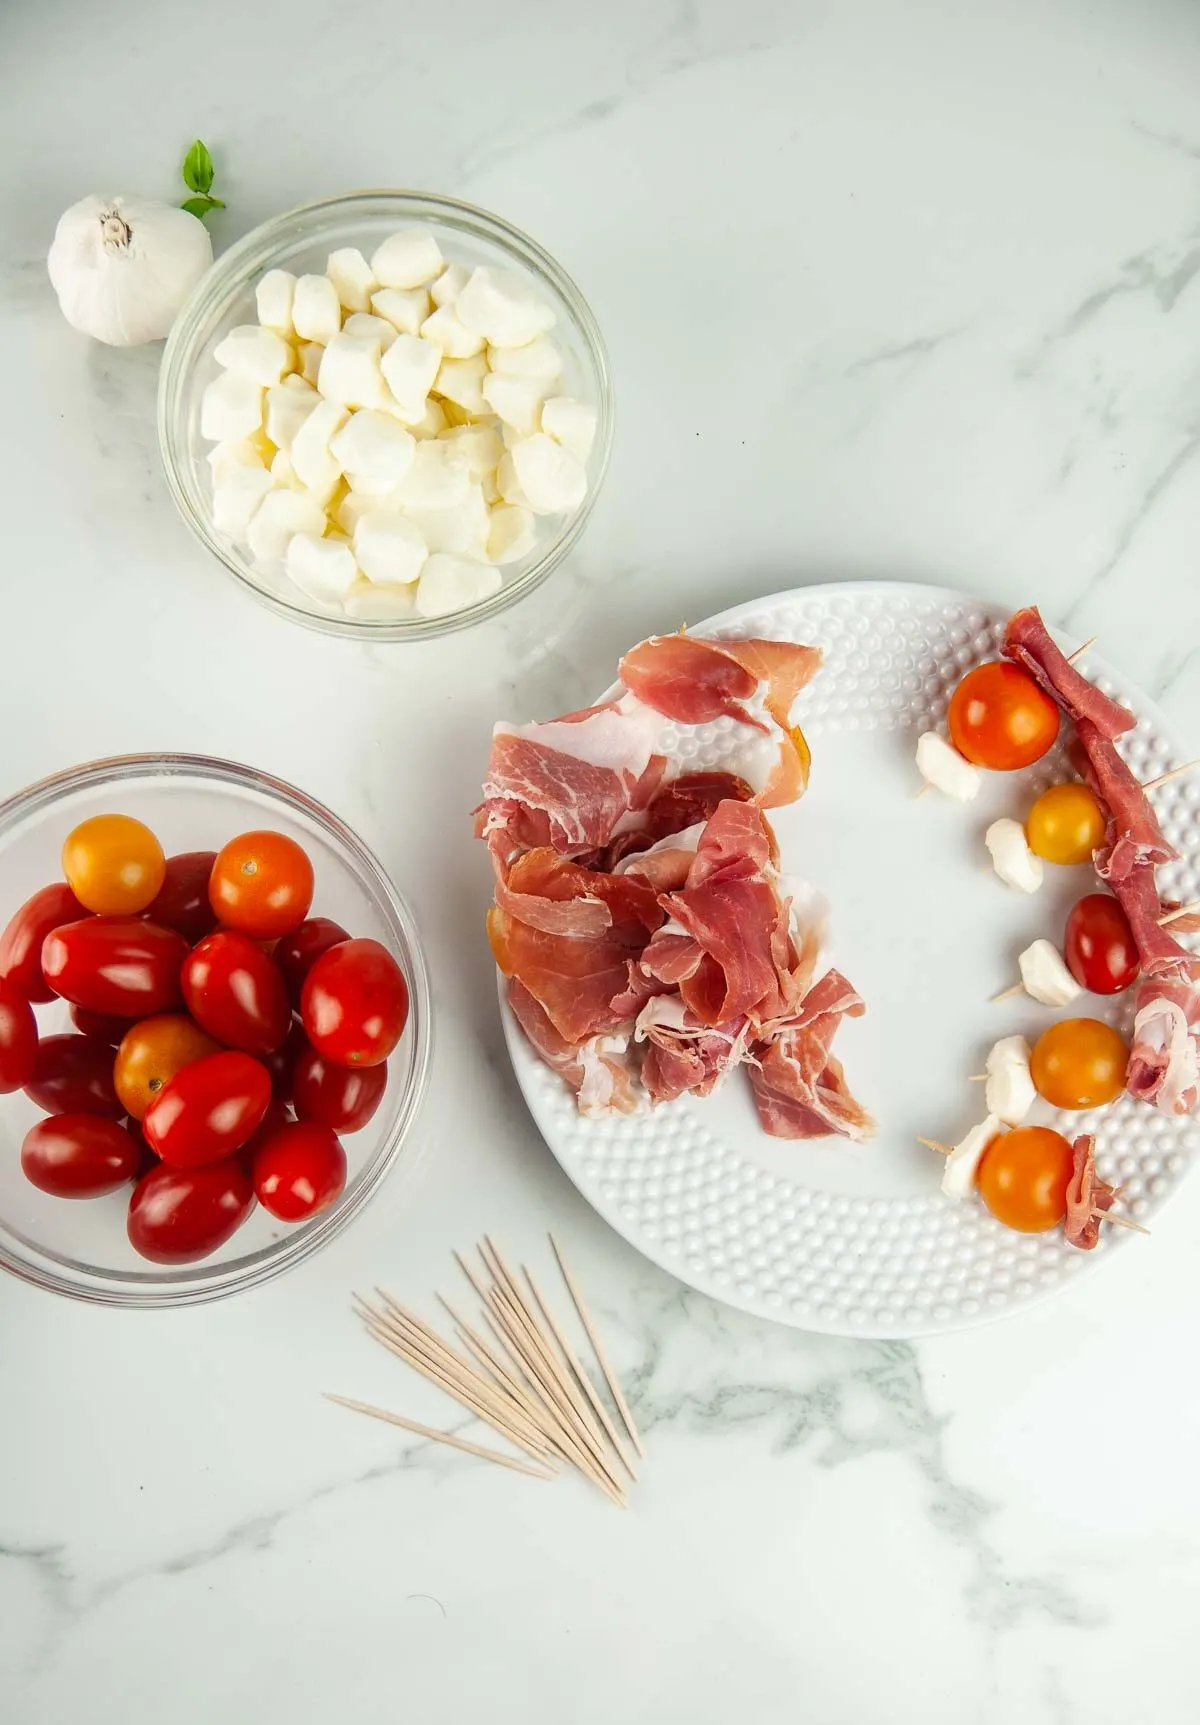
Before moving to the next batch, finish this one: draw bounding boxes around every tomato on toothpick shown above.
[948,662,1059,769]
[1063,894,1138,995]
[1030,1018,1128,1110]
[1026,783,1106,865]
[976,1127,1074,1232]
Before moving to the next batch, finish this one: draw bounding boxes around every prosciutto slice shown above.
[508,980,642,1117]
[1073,718,1176,882]
[1127,977,1200,1114]
[1108,858,1197,983]
[640,802,792,1028]
[748,970,874,1141]
[477,695,666,859]
[604,770,755,867]
[1003,607,1135,740]
[636,995,753,1103]
[487,856,663,1044]
[617,632,820,808]
[1063,1134,1116,1251]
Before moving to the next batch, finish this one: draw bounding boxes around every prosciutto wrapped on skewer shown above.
[1063,1134,1117,1251]
[1002,607,1134,740]
[1127,977,1200,1115]
[1108,858,1197,984]
[1072,717,1176,883]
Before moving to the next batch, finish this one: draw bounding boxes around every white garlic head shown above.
[47,195,213,346]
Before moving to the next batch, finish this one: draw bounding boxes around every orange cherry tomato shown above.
[114,1014,221,1121]
[209,830,315,940]
[947,662,1060,770]
[1030,1018,1128,1110]
[1026,782,1107,865]
[976,1127,1074,1232]
[62,814,166,915]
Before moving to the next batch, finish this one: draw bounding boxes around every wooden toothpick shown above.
[323,1394,554,1478]
[549,1234,646,1460]
[992,983,1024,1003]
[917,1137,953,1156]
[1159,900,1200,927]
[1099,1210,1151,1236]
[1142,760,1200,793]
[1066,636,1097,666]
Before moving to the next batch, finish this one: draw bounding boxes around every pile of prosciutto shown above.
[477,631,874,1141]
[1005,607,1200,1116]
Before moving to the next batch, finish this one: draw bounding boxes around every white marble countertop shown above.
[5,1,1200,1719]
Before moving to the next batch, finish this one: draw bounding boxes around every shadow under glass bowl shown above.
[159,189,613,641]
[0,754,432,1306]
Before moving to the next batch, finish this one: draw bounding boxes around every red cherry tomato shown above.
[1063,893,1139,995]
[209,830,315,940]
[142,1050,272,1169]
[275,918,349,1007]
[181,930,291,1054]
[261,1018,309,1103]
[948,662,1060,770]
[251,1120,347,1220]
[0,883,86,1003]
[127,1157,254,1263]
[293,1047,387,1132]
[239,1096,294,1163]
[301,938,409,1067]
[69,1004,135,1046]
[24,1034,122,1117]
[0,978,38,1093]
[41,917,188,1016]
[145,851,219,942]
[22,1114,139,1198]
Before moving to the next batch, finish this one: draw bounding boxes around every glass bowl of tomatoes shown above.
[0,754,431,1305]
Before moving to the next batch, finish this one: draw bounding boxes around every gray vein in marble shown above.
[1062,424,1200,630]
[453,1,772,181]
[842,327,964,377]
[0,1430,487,1677]
[613,1278,1101,1639]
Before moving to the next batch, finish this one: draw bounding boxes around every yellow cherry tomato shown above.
[62,814,167,915]
[1030,1018,1128,1111]
[976,1126,1074,1232]
[1025,783,1107,866]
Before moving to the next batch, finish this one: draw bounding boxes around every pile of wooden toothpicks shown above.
[326,1235,644,1506]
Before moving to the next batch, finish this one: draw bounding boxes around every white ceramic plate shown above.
[500,583,1200,1336]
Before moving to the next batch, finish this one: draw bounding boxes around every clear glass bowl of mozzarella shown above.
[158,191,612,639]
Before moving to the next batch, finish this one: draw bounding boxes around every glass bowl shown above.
[158,190,613,640]
[0,754,432,1306]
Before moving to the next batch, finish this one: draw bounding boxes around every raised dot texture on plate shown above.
[498,583,1199,1337]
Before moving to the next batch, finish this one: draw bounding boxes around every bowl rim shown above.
[0,751,433,1306]
[158,187,614,642]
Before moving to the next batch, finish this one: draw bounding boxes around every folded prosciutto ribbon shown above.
[480,633,872,1141]
[476,632,821,867]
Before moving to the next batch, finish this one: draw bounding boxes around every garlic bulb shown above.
[47,195,213,346]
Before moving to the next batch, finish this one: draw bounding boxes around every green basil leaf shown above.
[182,139,215,194]
[182,195,217,219]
